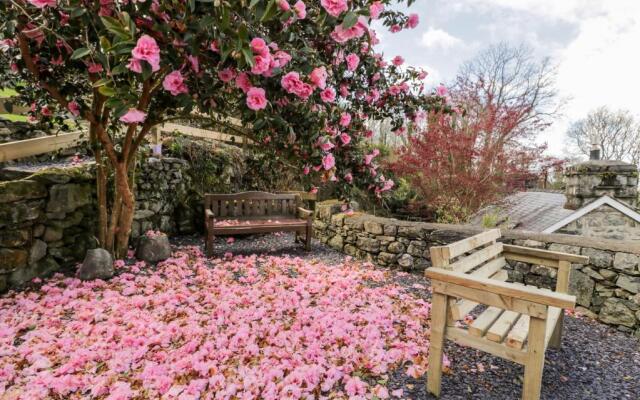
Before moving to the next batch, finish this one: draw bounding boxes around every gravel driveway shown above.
[178,232,640,400]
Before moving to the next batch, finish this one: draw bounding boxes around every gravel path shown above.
[179,232,640,400]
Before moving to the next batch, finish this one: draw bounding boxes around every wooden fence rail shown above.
[0,131,85,162]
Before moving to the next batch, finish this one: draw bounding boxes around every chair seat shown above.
[467,306,562,350]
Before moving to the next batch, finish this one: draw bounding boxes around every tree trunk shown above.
[112,163,135,258]
[89,122,108,248]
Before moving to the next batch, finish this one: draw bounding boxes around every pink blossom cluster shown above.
[0,246,435,399]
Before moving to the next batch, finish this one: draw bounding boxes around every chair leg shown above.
[427,293,448,397]
[205,231,214,257]
[549,312,563,349]
[523,317,546,400]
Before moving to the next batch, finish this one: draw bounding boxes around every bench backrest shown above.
[429,229,507,321]
[205,191,301,219]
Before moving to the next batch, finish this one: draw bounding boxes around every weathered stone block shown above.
[398,253,413,269]
[0,249,28,272]
[581,248,613,268]
[0,200,43,228]
[328,235,344,250]
[378,252,397,265]
[582,266,604,281]
[548,243,582,255]
[343,244,358,256]
[397,225,424,239]
[47,183,92,213]
[0,229,29,247]
[569,269,595,307]
[599,298,637,327]
[407,242,425,257]
[356,236,380,253]
[0,180,47,203]
[331,213,346,227]
[613,253,640,276]
[29,240,47,265]
[387,241,405,254]
[43,226,63,242]
[363,220,384,235]
[617,275,640,294]
[383,224,398,236]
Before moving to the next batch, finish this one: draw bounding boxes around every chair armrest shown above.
[425,267,576,309]
[297,207,313,219]
[503,244,588,265]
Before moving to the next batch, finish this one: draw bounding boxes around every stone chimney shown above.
[564,158,639,210]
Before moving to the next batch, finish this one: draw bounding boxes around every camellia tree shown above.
[0,0,446,257]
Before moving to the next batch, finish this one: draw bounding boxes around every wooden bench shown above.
[425,229,589,400]
[204,191,313,256]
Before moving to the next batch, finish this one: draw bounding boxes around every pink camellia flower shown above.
[317,137,335,151]
[331,17,368,43]
[303,165,310,175]
[27,0,57,8]
[339,84,349,98]
[418,70,428,80]
[162,70,188,96]
[119,108,146,124]
[246,87,268,110]
[344,172,353,183]
[40,105,52,116]
[320,87,336,103]
[87,62,103,73]
[436,84,448,97]
[406,13,420,29]
[67,101,80,117]
[218,68,236,83]
[126,58,142,73]
[272,51,292,68]
[131,34,160,72]
[250,38,269,56]
[251,54,272,75]
[293,1,306,19]
[188,55,200,73]
[309,66,327,89]
[339,132,351,145]
[339,112,351,127]
[370,1,384,19]
[235,72,252,93]
[392,55,404,66]
[309,186,318,194]
[281,71,301,92]
[321,0,348,17]
[322,153,335,170]
[390,24,402,33]
[345,53,360,71]
[210,40,219,53]
[278,0,290,11]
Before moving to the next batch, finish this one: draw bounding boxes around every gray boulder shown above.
[77,249,114,281]
[136,234,171,263]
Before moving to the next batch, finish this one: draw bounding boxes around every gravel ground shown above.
[179,232,640,400]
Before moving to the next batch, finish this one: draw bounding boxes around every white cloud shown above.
[420,28,463,50]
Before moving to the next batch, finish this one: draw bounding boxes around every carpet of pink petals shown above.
[0,246,433,400]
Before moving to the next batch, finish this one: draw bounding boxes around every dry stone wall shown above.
[315,201,640,337]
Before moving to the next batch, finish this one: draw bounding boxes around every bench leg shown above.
[305,224,312,250]
[549,312,563,349]
[522,317,546,400]
[205,231,214,257]
[427,292,448,397]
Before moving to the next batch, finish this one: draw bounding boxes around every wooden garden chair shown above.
[424,229,588,400]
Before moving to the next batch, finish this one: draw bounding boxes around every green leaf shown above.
[98,86,116,97]
[70,47,91,60]
[342,12,358,29]
[70,7,86,18]
[241,47,254,67]
[92,78,110,88]
[260,0,277,22]
[100,16,131,40]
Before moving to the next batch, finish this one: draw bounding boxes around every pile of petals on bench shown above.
[0,246,438,400]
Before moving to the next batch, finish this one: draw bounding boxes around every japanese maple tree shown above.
[0,0,444,257]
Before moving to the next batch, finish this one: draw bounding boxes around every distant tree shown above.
[453,42,562,142]
[565,106,640,164]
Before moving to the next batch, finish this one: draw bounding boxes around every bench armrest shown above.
[503,244,588,265]
[297,207,313,219]
[425,267,576,309]
[205,209,215,228]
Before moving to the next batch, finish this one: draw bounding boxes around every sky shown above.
[374,0,640,157]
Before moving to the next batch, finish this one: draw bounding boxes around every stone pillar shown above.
[564,160,638,210]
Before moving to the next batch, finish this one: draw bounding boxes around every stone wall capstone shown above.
[315,201,640,337]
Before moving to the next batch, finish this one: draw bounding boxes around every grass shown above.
[0,113,28,122]
[0,88,18,98]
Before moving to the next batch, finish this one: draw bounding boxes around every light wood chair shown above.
[425,229,588,400]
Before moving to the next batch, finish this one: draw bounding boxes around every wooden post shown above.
[427,292,449,397]
[522,316,547,400]
[556,260,571,294]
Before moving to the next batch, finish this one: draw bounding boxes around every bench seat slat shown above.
[469,306,503,337]
[486,310,521,343]
[506,314,530,349]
